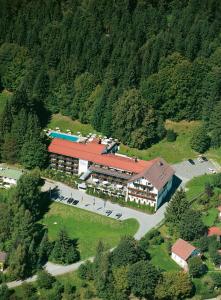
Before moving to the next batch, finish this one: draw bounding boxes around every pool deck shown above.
[48,131,81,142]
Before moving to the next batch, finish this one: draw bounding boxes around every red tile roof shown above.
[208,226,221,237]
[48,138,155,174]
[172,239,196,261]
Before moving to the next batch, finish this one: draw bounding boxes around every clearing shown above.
[48,114,98,136]
[41,202,139,259]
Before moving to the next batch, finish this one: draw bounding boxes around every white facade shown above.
[126,177,158,209]
[171,252,188,270]
[78,159,89,175]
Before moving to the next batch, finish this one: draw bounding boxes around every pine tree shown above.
[50,229,79,264]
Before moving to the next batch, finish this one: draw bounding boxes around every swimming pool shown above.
[49,131,79,142]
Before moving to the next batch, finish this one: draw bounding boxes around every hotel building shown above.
[48,138,174,211]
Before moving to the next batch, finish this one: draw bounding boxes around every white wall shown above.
[78,160,88,175]
[171,252,188,270]
[126,177,158,208]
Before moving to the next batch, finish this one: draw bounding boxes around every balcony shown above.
[58,164,65,168]
[128,191,156,201]
[66,166,72,170]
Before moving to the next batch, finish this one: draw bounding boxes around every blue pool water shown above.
[49,131,79,142]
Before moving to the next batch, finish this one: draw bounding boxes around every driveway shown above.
[172,159,219,186]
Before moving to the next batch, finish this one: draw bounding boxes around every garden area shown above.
[41,202,139,259]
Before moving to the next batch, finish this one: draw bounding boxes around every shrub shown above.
[210,272,221,287]
[78,261,94,280]
[37,270,56,289]
[188,256,206,277]
[166,129,177,142]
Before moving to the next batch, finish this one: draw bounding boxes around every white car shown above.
[208,168,216,174]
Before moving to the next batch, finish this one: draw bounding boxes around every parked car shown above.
[106,210,112,216]
[72,200,79,205]
[67,198,73,203]
[115,213,122,219]
[188,159,195,165]
[208,168,216,174]
[197,155,208,163]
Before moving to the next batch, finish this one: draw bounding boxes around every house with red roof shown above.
[171,239,200,270]
[48,137,175,210]
[208,226,221,242]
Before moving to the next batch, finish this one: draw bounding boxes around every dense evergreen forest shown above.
[1,0,221,149]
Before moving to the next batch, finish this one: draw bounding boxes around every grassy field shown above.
[202,207,218,227]
[185,174,215,200]
[207,147,221,165]
[119,120,199,163]
[41,202,139,259]
[47,114,98,136]
[0,90,12,114]
[149,243,180,271]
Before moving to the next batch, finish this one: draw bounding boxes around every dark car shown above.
[201,156,208,162]
[188,159,195,165]
[67,198,73,203]
[115,213,122,219]
[106,210,112,216]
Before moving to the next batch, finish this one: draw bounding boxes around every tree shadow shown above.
[37,186,60,220]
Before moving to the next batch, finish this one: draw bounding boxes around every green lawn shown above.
[207,147,221,165]
[118,120,199,164]
[185,174,216,200]
[149,243,180,271]
[0,90,12,114]
[41,202,139,259]
[47,114,98,136]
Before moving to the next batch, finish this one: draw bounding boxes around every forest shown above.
[0,0,221,151]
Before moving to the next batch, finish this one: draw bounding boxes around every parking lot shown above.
[51,192,123,220]
[172,158,219,186]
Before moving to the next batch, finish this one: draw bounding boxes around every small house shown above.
[208,226,221,242]
[0,252,7,272]
[171,239,200,270]
[0,168,23,188]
